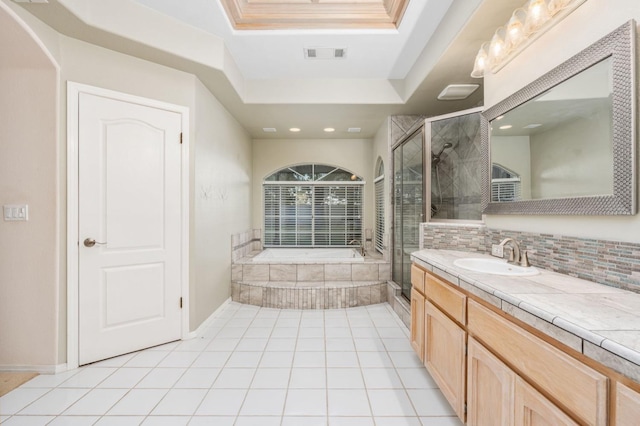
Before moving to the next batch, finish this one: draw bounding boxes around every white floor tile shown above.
[278,310,302,319]
[243,328,273,338]
[20,370,80,388]
[376,327,408,338]
[300,318,324,328]
[107,389,167,415]
[1,415,55,425]
[192,351,232,368]
[327,389,371,416]
[235,338,269,352]
[136,368,186,388]
[326,368,364,389]
[325,318,350,328]
[212,368,256,388]
[173,368,220,388]
[270,327,299,338]
[157,352,199,368]
[396,368,438,389]
[375,416,422,426]
[296,338,325,351]
[0,388,50,415]
[19,388,89,415]
[205,338,239,351]
[293,351,326,368]
[63,388,128,415]
[289,368,326,389]
[362,368,403,389]
[47,415,100,425]
[152,389,207,415]
[146,341,181,352]
[326,351,358,368]
[389,351,424,368]
[282,416,327,426]
[284,389,327,416]
[382,337,414,352]
[234,416,281,426]
[196,389,247,416]
[407,389,456,417]
[259,351,294,367]
[97,368,151,388]
[59,367,116,388]
[324,328,351,338]
[216,327,247,338]
[275,318,301,328]
[87,353,136,367]
[328,416,374,426]
[94,415,146,425]
[239,389,286,415]
[357,352,393,368]
[265,338,297,352]
[367,389,416,416]
[298,327,324,338]
[225,352,262,368]
[124,350,169,367]
[188,416,235,426]
[353,338,386,352]
[251,368,291,389]
[350,328,379,338]
[173,338,211,352]
[142,415,190,425]
[419,417,464,426]
[325,338,356,352]
[349,318,374,328]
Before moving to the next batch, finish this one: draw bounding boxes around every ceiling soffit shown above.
[220,0,409,30]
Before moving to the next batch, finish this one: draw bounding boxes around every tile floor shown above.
[0,302,461,426]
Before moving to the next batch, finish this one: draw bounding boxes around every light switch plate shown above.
[3,205,28,221]
[491,244,503,257]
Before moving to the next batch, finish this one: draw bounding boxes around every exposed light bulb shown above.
[505,8,527,51]
[524,0,551,35]
[470,43,489,78]
[488,28,507,69]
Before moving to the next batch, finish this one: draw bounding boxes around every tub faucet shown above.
[497,238,530,267]
[348,240,366,256]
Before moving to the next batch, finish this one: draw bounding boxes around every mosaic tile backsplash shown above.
[421,223,640,293]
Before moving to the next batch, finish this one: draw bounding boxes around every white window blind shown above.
[374,176,384,253]
[491,178,522,202]
[264,184,363,247]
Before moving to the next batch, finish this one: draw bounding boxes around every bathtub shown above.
[252,248,364,263]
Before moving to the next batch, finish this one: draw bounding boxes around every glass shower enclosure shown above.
[392,128,424,300]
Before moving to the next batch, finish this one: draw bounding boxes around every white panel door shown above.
[78,92,183,365]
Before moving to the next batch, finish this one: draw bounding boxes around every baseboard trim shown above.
[0,363,68,374]
[187,297,231,339]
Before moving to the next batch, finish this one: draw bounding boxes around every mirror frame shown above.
[481,20,636,215]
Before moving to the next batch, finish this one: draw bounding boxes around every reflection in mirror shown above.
[481,20,636,216]
[490,58,613,202]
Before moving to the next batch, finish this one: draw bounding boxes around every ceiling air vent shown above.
[437,84,480,101]
[304,47,347,60]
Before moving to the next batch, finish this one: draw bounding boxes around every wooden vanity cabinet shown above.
[514,376,579,426]
[615,382,640,425]
[424,299,466,421]
[410,287,425,361]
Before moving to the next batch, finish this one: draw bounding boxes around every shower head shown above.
[432,142,453,165]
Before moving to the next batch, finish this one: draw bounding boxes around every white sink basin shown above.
[453,257,539,277]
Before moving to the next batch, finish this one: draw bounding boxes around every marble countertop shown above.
[411,249,640,383]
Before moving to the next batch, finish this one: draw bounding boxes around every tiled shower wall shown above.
[421,223,640,293]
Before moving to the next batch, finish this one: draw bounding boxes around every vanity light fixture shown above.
[471,0,587,78]
[289,127,301,132]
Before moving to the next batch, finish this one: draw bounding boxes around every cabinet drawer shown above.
[468,300,608,426]
[615,382,640,425]
[411,264,425,294]
[425,272,466,325]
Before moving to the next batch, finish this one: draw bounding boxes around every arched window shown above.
[263,164,364,247]
[374,159,385,253]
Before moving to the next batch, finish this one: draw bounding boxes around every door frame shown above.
[66,82,190,370]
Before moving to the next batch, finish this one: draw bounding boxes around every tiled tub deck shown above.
[232,252,391,309]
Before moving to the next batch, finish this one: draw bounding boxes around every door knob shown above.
[83,238,106,247]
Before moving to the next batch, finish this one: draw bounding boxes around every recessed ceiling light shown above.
[437,84,480,101]
[523,123,543,129]
[347,128,361,133]
[262,127,277,133]
[289,127,301,132]
[324,127,335,133]
[499,125,513,130]
[496,115,505,120]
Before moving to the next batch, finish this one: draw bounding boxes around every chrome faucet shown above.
[348,239,366,256]
[497,238,530,267]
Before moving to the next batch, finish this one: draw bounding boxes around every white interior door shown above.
[78,92,183,365]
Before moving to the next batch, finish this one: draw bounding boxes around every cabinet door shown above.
[410,287,425,361]
[411,264,425,294]
[467,337,515,426]
[424,300,466,421]
[615,382,640,425]
[514,376,579,426]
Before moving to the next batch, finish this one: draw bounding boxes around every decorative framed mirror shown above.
[481,20,636,215]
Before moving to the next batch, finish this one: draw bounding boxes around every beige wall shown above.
[193,78,252,327]
[491,136,532,199]
[0,6,252,369]
[483,0,640,243]
[251,138,374,235]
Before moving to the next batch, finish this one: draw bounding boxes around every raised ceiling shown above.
[220,0,410,30]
